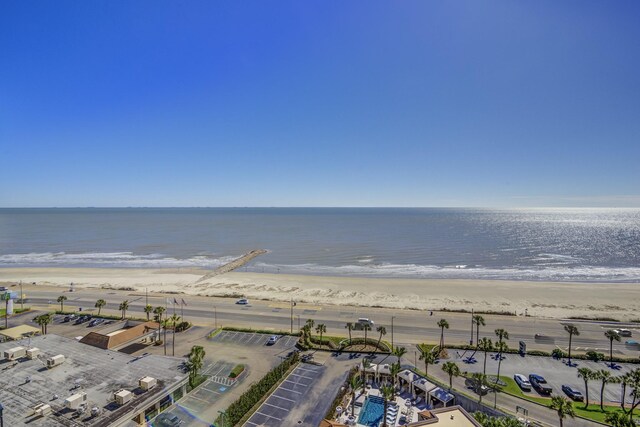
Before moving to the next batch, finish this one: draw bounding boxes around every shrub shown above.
[175,321,191,332]
[585,351,605,362]
[220,352,299,426]
[551,349,566,359]
[229,364,245,378]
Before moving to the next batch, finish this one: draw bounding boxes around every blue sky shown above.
[1,1,639,207]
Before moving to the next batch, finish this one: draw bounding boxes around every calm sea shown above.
[1,208,639,282]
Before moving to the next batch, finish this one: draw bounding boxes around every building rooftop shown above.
[0,324,41,340]
[0,334,186,426]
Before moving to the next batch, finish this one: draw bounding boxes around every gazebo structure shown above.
[429,387,455,408]
[397,369,420,395]
[359,361,377,385]
[376,363,393,385]
[411,376,438,403]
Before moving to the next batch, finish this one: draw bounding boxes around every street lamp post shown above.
[391,316,396,351]
[470,308,474,346]
[213,306,217,329]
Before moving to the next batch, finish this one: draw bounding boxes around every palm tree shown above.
[494,341,509,382]
[437,319,449,352]
[494,328,509,346]
[577,367,595,408]
[393,346,407,365]
[95,299,106,316]
[361,358,371,388]
[605,329,621,366]
[153,306,166,341]
[390,362,401,394]
[478,337,493,375]
[596,370,618,411]
[376,325,387,350]
[186,345,206,387]
[144,304,153,321]
[473,315,486,345]
[471,372,488,404]
[550,395,576,427]
[345,322,353,345]
[34,313,53,334]
[315,323,327,347]
[349,374,363,416]
[564,324,580,366]
[169,314,181,356]
[119,300,129,319]
[304,318,315,340]
[363,323,372,348]
[419,350,436,377]
[381,384,395,427]
[442,361,460,389]
[57,295,67,312]
[605,412,636,427]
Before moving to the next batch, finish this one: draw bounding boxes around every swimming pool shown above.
[357,395,385,426]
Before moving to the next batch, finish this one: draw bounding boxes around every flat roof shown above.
[0,334,187,427]
[0,324,40,340]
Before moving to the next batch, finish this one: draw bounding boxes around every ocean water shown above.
[0,208,639,282]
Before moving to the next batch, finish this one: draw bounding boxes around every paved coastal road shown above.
[16,284,639,357]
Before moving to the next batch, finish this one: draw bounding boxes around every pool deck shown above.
[340,386,431,426]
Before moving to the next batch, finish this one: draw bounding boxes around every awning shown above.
[429,387,454,404]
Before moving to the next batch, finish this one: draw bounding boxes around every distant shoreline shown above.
[0,267,637,321]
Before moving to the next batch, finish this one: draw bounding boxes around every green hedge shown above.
[222,326,301,337]
[218,352,299,426]
[229,364,245,379]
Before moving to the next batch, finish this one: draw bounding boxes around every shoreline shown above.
[0,267,638,320]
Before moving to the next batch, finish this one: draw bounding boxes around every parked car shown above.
[529,375,552,395]
[514,374,532,391]
[155,413,182,426]
[236,298,249,305]
[465,378,489,395]
[88,318,104,327]
[266,335,279,345]
[562,385,584,401]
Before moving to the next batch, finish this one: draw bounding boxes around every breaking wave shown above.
[0,252,235,268]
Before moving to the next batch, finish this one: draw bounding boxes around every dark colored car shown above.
[155,413,181,426]
[530,376,552,395]
[529,374,547,384]
[562,385,584,401]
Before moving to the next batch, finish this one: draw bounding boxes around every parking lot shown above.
[209,330,299,351]
[452,350,636,404]
[244,363,326,426]
[153,360,239,427]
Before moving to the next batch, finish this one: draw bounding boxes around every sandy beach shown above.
[0,267,637,320]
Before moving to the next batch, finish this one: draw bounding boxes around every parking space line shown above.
[296,366,321,374]
[254,411,282,421]
[252,334,264,344]
[271,394,296,403]
[289,372,316,380]
[277,385,303,395]
[263,402,290,412]
[244,421,260,426]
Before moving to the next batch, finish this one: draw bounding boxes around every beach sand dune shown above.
[0,268,637,320]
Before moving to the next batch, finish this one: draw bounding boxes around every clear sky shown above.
[1,1,639,207]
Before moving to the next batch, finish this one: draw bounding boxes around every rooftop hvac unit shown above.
[139,376,157,391]
[27,348,41,359]
[4,346,26,360]
[32,403,52,417]
[64,392,87,410]
[46,354,65,368]
[114,389,133,405]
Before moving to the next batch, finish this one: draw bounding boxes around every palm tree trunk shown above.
[496,358,503,383]
[583,379,589,409]
[600,382,605,410]
[348,327,352,345]
[568,334,573,365]
[476,326,479,347]
[483,350,488,375]
[610,339,613,365]
[559,416,563,427]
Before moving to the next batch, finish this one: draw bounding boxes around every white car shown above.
[514,374,532,391]
[236,298,249,305]
[266,336,278,345]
